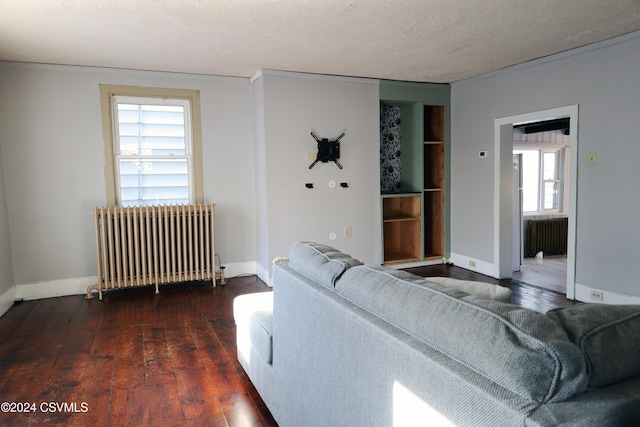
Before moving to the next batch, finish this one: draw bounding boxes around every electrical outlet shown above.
[344,226,352,238]
[306,152,317,161]
[469,260,477,268]
[590,290,603,302]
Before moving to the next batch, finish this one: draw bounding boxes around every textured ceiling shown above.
[1,0,639,83]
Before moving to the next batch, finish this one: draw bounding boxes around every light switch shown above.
[588,152,597,165]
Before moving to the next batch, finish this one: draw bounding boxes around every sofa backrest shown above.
[287,241,362,289]
[335,265,589,403]
[548,303,640,389]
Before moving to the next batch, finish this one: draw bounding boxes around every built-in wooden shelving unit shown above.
[379,81,450,266]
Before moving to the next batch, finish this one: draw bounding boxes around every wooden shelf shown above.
[382,195,421,264]
[382,195,420,219]
[423,105,446,260]
[424,136,445,192]
[384,216,420,222]
[383,252,422,265]
[424,190,445,257]
[424,106,445,142]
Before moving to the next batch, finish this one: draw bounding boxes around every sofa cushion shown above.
[335,265,588,403]
[287,241,362,288]
[547,303,640,388]
[233,292,274,364]
[426,276,512,302]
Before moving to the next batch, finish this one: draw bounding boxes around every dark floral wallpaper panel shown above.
[380,105,402,193]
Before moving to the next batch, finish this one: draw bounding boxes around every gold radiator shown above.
[87,204,218,300]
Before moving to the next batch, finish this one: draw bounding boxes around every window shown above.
[514,146,566,215]
[542,151,560,210]
[100,85,203,206]
[114,98,191,206]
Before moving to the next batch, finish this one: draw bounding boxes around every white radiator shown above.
[87,204,216,300]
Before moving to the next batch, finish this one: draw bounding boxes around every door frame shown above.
[512,153,523,273]
[493,105,578,299]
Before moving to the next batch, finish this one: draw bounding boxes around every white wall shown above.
[0,147,15,314]
[451,32,640,299]
[0,62,255,297]
[252,71,381,283]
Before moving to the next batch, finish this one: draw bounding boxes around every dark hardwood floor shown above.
[0,265,574,426]
[405,263,575,313]
[0,277,277,427]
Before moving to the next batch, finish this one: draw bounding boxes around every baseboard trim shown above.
[449,253,497,278]
[16,277,97,301]
[575,283,640,304]
[255,263,271,286]
[220,261,258,282]
[0,286,16,317]
[12,261,260,302]
[17,265,639,305]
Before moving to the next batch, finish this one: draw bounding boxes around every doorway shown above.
[511,121,570,293]
[494,105,578,300]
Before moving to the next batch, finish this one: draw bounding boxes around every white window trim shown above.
[541,148,562,214]
[514,143,568,216]
[100,85,203,207]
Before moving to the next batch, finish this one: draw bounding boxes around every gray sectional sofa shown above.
[233,241,640,426]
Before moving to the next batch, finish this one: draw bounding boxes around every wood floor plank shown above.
[110,325,150,426]
[143,325,173,378]
[11,298,58,338]
[68,298,102,331]
[193,317,247,394]
[0,361,51,427]
[191,303,275,427]
[219,392,273,427]
[165,321,228,426]
[144,373,184,427]
[22,328,96,425]
[0,335,35,367]
[72,328,118,427]
[0,301,36,345]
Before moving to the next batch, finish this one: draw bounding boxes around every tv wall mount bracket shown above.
[309,131,345,169]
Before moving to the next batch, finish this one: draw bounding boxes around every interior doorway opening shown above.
[511,120,569,293]
[494,105,578,300]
